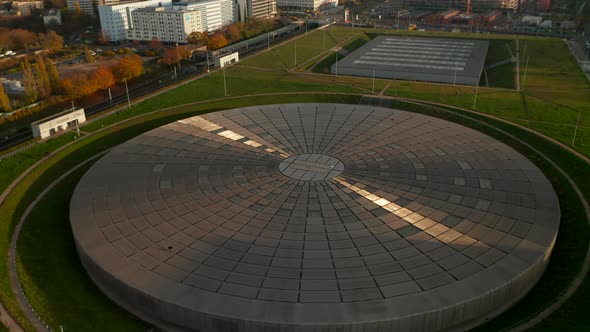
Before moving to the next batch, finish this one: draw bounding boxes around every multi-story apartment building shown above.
[126,7,202,43]
[66,0,96,16]
[249,0,276,18]
[98,0,173,42]
[276,0,336,12]
[173,0,237,32]
[13,0,44,16]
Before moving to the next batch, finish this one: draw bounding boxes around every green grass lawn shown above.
[17,162,147,332]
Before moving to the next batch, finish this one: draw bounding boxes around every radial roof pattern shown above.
[70,104,559,331]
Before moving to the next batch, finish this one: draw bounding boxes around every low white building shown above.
[173,0,236,32]
[276,0,336,12]
[127,7,203,43]
[214,52,238,67]
[98,0,173,42]
[13,0,44,16]
[31,108,86,139]
[43,8,62,25]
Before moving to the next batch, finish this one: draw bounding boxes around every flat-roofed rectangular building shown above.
[332,36,489,86]
[31,108,86,139]
[249,0,276,18]
[126,7,202,43]
[13,0,44,16]
[67,0,96,16]
[173,0,236,32]
[98,0,173,42]
[276,0,337,12]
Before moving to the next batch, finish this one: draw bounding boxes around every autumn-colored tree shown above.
[63,73,98,99]
[187,31,208,47]
[21,57,38,102]
[0,84,11,112]
[45,57,62,93]
[39,30,64,51]
[207,32,228,50]
[226,24,242,43]
[148,37,162,50]
[34,55,51,98]
[97,31,108,45]
[84,46,95,62]
[74,1,81,14]
[92,66,115,90]
[161,46,189,65]
[12,29,37,49]
[0,28,13,49]
[112,54,143,82]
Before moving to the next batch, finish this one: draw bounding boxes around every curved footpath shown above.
[1,93,589,332]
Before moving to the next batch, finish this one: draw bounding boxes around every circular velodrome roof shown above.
[70,104,560,332]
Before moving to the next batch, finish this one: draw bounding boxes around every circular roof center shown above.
[278,154,344,181]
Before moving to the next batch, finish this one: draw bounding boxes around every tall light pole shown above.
[572,110,581,146]
[108,87,112,102]
[223,68,227,97]
[473,84,479,110]
[124,77,131,109]
[294,42,297,66]
[453,62,458,85]
[372,65,375,93]
[523,56,529,87]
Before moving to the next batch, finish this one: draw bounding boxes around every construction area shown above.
[331,36,489,85]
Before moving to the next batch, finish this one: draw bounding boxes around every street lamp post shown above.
[572,110,581,147]
[124,77,131,109]
[523,56,530,87]
[223,68,227,97]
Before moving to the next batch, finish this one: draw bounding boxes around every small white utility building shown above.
[214,52,239,67]
[31,108,86,139]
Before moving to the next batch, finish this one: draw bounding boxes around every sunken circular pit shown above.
[70,104,559,332]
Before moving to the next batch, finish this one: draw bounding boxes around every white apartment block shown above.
[13,1,44,16]
[66,0,95,16]
[173,0,236,32]
[276,0,336,12]
[249,0,276,18]
[98,0,172,42]
[126,7,202,43]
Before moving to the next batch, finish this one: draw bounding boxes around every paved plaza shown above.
[332,36,489,85]
[70,104,559,331]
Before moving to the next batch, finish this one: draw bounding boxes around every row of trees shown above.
[0,54,143,112]
[186,18,288,50]
[0,29,64,51]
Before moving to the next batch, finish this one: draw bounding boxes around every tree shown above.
[97,31,108,45]
[39,30,64,51]
[11,29,36,49]
[207,32,228,50]
[21,57,38,102]
[112,54,143,82]
[0,84,11,112]
[92,66,115,90]
[34,55,51,98]
[161,46,189,65]
[84,46,95,62]
[45,57,62,93]
[148,37,162,50]
[62,73,98,99]
[187,31,208,47]
[74,1,81,15]
[226,24,242,43]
